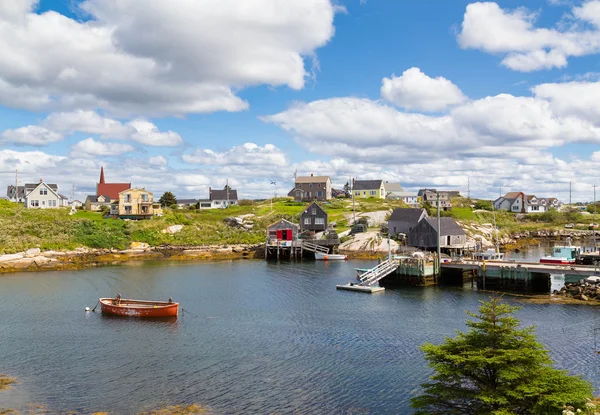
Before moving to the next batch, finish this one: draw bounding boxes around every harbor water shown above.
[1,259,600,414]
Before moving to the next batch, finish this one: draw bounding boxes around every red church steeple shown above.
[99,166,105,184]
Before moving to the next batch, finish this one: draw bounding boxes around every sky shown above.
[1,0,600,202]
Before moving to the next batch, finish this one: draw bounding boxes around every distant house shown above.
[300,202,328,233]
[388,208,428,238]
[20,180,68,209]
[352,179,386,199]
[494,192,525,213]
[71,200,83,208]
[177,199,199,209]
[117,188,162,219]
[267,219,299,245]
[84,195,111,211]
[408,217,467,249]
[97,166,131,200]
[419,189,453,211]
[210,187,238,208]
[288,174,332,201]
[385,183,420,207]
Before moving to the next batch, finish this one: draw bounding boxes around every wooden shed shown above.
[300,202,328,232]
[267,219,299,244]
[408,217,467,249]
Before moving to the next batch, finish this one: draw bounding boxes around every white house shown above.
[24,181,68,209]
[494,192,525,213]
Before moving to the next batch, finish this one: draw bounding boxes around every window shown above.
[49,200,56,207]
[318,183,321,188]
[363,191,366,196]
[39,187,47,195]
[30,200,39,207]
[141,194,149,202]
[41,201,46,207]
[304,218,311,225]
[315,217,325,225]
[370,190,376,196]
[125,206,132,214]
[141,206,149,214]
[125,194,131,203]
[201,203,211,208]
[215,201,220,205]
[309,183,313,188]
[355,191,360,196]
[311,208,316,215]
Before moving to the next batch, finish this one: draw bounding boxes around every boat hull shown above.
[540,258,574,265]
[315,252,347,261]
[100,298,179,318]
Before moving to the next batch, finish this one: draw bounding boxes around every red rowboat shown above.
[100,296,179,318]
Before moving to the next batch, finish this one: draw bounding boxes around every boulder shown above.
[130,242,150,250]
[162,225,184,234]
[569,286,582,296]
[0,253,24,262]
[25,248,41,258]
[581,294,590,301]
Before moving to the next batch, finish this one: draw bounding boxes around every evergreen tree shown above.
[158,191,177,207]
[343,181,350,197]
[412,298,592,415]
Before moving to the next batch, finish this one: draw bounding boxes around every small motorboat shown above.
[315,252,348,261]
[540,245,582,265]
[100,295,179,318]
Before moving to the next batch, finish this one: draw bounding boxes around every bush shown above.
[474,199,492,210]
[238,199,254,206]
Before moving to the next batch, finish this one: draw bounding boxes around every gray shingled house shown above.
[300,202,328,232]
[408,217,467,249]
[388,208,428,238]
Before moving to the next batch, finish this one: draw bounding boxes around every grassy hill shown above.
[0,197,595,254]
[0,198,407,254]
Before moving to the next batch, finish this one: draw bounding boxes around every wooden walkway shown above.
[442,260,600,277]
[357,259,400,286]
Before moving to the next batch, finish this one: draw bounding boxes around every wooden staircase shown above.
[358,259,399,286]
[301,241,330,254]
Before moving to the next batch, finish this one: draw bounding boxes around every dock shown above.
[336,283,385,293]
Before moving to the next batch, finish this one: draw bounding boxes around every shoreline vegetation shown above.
[0,197,598,274]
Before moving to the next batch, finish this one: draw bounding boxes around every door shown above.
[276,230,283,240]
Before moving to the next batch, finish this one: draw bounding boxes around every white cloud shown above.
[381,67,467,111]
[183,143,287,166]
[128,119,182,146]
[148,155,168,167]
[71,138,135,157]
[532,81,600,126]
[0,126,63,145]
[457,1,600,71]
[0,0,339,116]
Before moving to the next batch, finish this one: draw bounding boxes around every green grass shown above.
[0,197,589,253]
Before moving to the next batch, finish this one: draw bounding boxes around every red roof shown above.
[97,183,131,200]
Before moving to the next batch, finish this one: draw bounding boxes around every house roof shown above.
[503,192,522,199]
[424,217,466,236]
[118,187,151,195]
[86,195,111,203]
[267,218,298,229]
[177,199,199,204]
[418,188,437,196]
[392,191,418,197]
[301,201,326,216]
[210,189,238,201]
[295,175,330,184]
[353,180,383,191]
[98,183,131,200]
[526,195,538,201]
[389,208,427,222]
[384,183,404,192]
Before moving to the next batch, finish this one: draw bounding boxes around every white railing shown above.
[358,259,399,286]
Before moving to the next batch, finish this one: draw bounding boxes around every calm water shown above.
[2,259,600,414]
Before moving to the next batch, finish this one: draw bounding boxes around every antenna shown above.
[594,184,597,251]
[15,169,18,202]
[468,176,470,202]
[570,181,572,207]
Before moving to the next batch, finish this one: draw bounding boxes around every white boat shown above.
[315,252,348,261]
[474,249,504,261]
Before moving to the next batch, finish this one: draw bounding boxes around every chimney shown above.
[39,178,43,183]
[209,187,212,197]
[311,173,313,177]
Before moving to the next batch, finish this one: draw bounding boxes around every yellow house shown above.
[352,179,386,199]
[117,188,162,219]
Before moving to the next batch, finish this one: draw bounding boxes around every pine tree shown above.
[412,297,592,415]
[158,191,177,207]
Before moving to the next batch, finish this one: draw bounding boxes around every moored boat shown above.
[474,249,504,261]
[540,245,582,265]
[100,295,179,318]
[315,252,348,261]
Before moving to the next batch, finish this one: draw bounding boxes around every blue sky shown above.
[1,0,600,201]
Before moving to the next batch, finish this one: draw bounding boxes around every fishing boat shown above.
[540,245,582,265]
[315,252,348,261]
[99,295,179,318]
[474,249,505,261]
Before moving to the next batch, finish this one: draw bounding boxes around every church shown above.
[96,167,131,200]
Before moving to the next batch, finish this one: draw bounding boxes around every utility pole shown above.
[570,181,572,208]
[467,176,470,203]
[14,169,18,202]
[226,179,229,208]
[594,184,597,250]
[351,176,356,225]
[436,192,441,277]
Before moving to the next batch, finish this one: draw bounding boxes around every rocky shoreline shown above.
[0,244,264,274]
